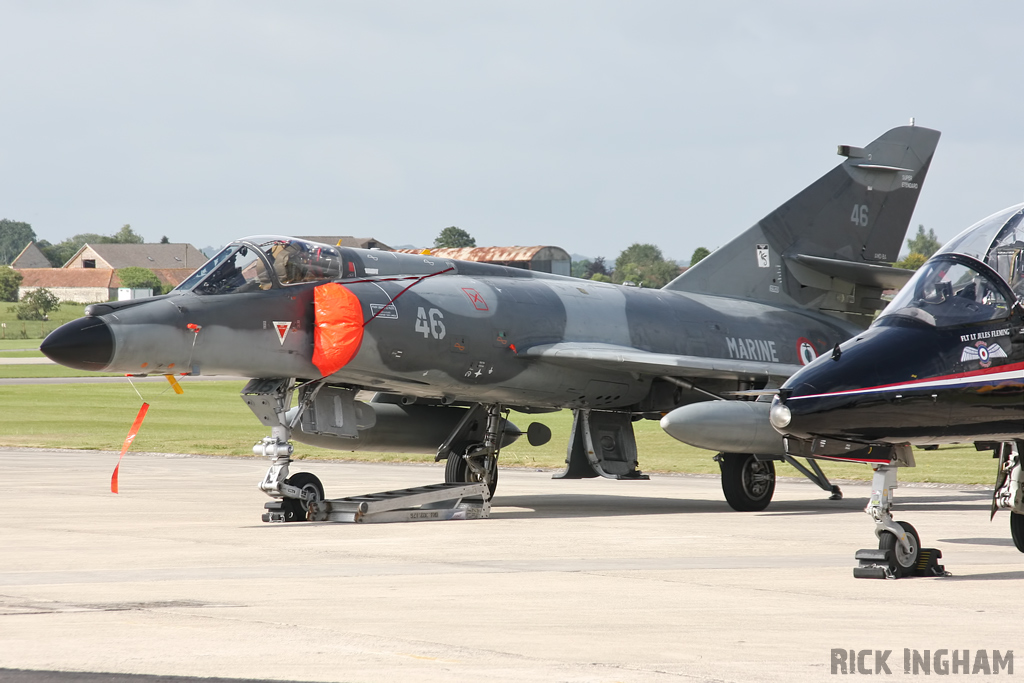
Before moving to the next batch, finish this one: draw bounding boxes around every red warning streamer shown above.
[111,402,150,494]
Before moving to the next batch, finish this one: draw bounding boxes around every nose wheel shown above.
[281,472,325,522]
[878,520,920,578]
[854,461,946,579]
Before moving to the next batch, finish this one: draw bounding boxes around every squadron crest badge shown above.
[960,340,1007,368]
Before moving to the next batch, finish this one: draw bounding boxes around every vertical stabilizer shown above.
[664,125,940,326]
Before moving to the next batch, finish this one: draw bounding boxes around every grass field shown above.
[0,380,999,485]
[0,339,43,353]
[0,364,123,378]
[0,303,87,340]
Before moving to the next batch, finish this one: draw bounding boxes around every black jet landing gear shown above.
[990,440,1024,552]
[853,450,947,579]
[438,404,505,497]
[716,454,776,512]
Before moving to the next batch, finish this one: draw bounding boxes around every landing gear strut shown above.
[244,378,327,523]
[853,453,946,579]
[991,440,1024,552]
[441,404,504,497]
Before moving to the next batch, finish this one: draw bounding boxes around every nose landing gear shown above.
[853,454,947,579]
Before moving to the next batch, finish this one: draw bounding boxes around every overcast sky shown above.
[2,1,1022,261]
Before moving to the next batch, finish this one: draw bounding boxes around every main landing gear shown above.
[991,440,1024,552]
[714,452,841,512]
[716,454,776,512]
[438,403,506,498]
[853,452,947,579]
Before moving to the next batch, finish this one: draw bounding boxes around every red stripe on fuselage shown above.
[790,361,1024,401]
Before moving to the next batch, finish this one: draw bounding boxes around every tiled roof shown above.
[150,268,198,287]
[17,269,116,288]
[66,243,207,269]
[11,242,52,268]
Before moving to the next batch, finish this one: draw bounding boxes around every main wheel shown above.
[282,471,324,522]
[1010,512,1024,553]
[719,453,776,511]
[445,449,498,498]
[879,520,920,578]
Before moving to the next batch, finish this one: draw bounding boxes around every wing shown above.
[521,342,802,381]
[989,343,1008,359]
[961,346,980,362]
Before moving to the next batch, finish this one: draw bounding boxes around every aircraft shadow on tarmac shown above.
[945,570,1024,581]
[937,537,1016,546]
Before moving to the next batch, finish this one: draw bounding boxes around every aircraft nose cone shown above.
[40,317,114,371]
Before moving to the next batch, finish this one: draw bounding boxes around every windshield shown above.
[176,237,344,294]
[877,257,1011,327]
[938,202,1024,300]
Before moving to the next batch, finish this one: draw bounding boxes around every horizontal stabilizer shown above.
[785,254,916,290]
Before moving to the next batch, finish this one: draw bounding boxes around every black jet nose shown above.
[40,317,114,371]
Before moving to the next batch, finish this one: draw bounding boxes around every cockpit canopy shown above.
[877,255,1013,328]
[176,236,345,295]
[876,203,1024,329]
[937,202,1024,300]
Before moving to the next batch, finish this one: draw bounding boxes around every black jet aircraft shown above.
[770,202,1024,576]
[40,124,940,521]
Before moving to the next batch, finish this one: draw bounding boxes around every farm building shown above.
[14,242,208,303]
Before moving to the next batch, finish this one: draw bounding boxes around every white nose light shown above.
[769,402,792,429]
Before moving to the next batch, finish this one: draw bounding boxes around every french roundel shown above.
[796,337,817,365]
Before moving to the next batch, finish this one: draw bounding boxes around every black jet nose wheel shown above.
[879,520,920,578]
[719,453,776,511]
[282,472,324,522]
[445,447,498,498]
[1010,513,1024,553]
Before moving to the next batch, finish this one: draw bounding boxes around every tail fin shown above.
[664,124,941,327]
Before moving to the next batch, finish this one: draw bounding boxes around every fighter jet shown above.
[771,202,1024,577]
[40,124,939,521]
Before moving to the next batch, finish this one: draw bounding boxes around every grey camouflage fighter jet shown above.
[41,124,939,520]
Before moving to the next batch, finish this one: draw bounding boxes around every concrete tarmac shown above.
[1,449,1020,682]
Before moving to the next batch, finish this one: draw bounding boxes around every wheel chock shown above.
[262,500,286,523]
[853,548,893,579]
[853,547,949,579]
[914,547,948,577]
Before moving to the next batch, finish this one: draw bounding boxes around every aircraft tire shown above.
[719,453,775,512]
[879,521,920,578]
[1010,513,1024,553]
[444,448,498,498]
[282,472,324,522]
